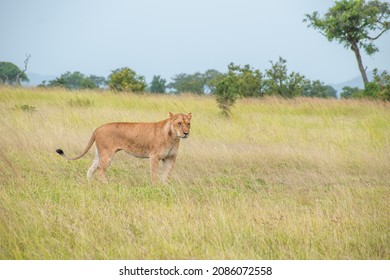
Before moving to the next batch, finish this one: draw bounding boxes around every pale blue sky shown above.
[1,0,389,84]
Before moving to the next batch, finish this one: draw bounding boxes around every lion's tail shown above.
[56,132,96,160]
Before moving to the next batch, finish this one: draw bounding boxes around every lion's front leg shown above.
[149,155,160,184]
[162,156,176,183]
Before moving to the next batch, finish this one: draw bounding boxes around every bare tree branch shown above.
[366,28,389,40]
[16,53,31,85]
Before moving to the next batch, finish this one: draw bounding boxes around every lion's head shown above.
[169,112,192,139]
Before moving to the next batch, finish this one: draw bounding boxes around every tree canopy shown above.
[169,73,205,94]
[263,57,308,98]
[149,75,167,93]
[304,80,337,99]
[224,63,264,97]
[44,71,103,90]
[168,70,222,94]
[0,62,29,85]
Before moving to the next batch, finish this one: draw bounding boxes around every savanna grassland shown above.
[0,86,389,259]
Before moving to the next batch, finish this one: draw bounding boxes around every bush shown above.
[340,86,361,99]
[67,97,94,107]
[340,70,390,101]
[108,67,147,93]
[366,69,390,101]
[13,104,37,112]
[213,73,239,117]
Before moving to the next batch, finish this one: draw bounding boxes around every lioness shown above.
[56,112,192,183]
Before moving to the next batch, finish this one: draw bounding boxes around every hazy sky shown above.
[1,0,389,84]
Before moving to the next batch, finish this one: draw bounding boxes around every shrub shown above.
[108,67,147,93]
[13,104,37,112]
[213,72,239,117]
[67,97,94,107]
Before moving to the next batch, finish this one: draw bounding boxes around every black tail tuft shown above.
[56,149,64,155]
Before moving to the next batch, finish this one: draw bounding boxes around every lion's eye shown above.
[178,122,182,126]
[188,123,191,127]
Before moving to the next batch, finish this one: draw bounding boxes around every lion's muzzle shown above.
[182,132,189,139]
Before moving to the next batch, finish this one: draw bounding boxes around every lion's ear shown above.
[169,112,174,118]
[187,113,192,119]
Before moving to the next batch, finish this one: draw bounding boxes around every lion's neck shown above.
[161,119,179,142]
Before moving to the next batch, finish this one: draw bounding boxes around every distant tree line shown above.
[1,0,389,116]
[1,58,388,103]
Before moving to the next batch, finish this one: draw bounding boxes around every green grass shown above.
[0,86,389,259]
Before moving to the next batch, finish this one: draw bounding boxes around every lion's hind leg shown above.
[96,149,115,183]
[87,147,99,180]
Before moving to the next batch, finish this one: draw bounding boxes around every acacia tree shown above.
[264,57,308,97]
[149,75,167,93]
[0,54,30,85]
[168,70,222,94]
[46,71,99,90]
[226,63,264,97]
[340,86,361,99]
[304,0,390,87]
[168,73,204,94]
[168,72,209,94]
[303,80,337,98]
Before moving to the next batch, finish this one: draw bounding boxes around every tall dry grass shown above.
[0,86,389,259]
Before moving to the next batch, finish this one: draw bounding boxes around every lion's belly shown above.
[123,143,150,159]
[126,152,149,159]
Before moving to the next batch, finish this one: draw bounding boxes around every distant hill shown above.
[331,71,376,97]
[23,72,57,87]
